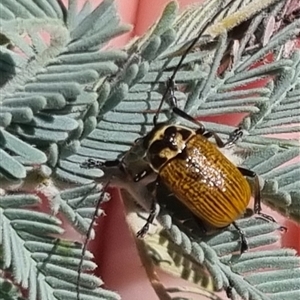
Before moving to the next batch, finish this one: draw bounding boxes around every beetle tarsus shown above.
[253,200,261,215]
[81,159,120,169]
[80,158,102,169]
[137,200,160,238]
[240,237,249,253]
[255,213,277,223]
[136,224,149,238]
[226,127,243,146]
[232,221,249,253]
[202,127,243,148]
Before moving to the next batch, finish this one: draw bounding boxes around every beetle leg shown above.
[165,83,206,133]
[81,158,120,169]
[226,285,233,298]
[166,78,244,144]
[194,218,208,235]
[232,221,249,253]
[201,127,243,148]
[227,127,243,145]
[172,106,206,134]
[171,105,243,147]
[136,199,160,238]
[202,131,224,147]
[238,167,276,223]
[167,80,244,145]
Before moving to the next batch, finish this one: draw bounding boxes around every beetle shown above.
[81,17,276,256]
[83,80,275,253]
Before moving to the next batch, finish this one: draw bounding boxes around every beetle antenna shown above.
[153,1,235,126]
[153,22,211,126]
[77,180,111,300]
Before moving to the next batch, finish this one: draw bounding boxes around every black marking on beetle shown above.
[149,140,166,154]
[143,122,166,149]
[151,154,168,170]
[178,128,192,141]
[164,126,177,137]
[177,148,188,160]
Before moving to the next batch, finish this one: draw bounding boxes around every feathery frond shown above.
[1,0,299,300]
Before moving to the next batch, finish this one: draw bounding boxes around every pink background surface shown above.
[69,1,300,300]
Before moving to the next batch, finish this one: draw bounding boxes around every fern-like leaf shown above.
[0,0,128,299]
[1,0,300,300]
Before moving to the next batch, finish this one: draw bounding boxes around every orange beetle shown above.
[84,81,274,253]
[83,16,275,252]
